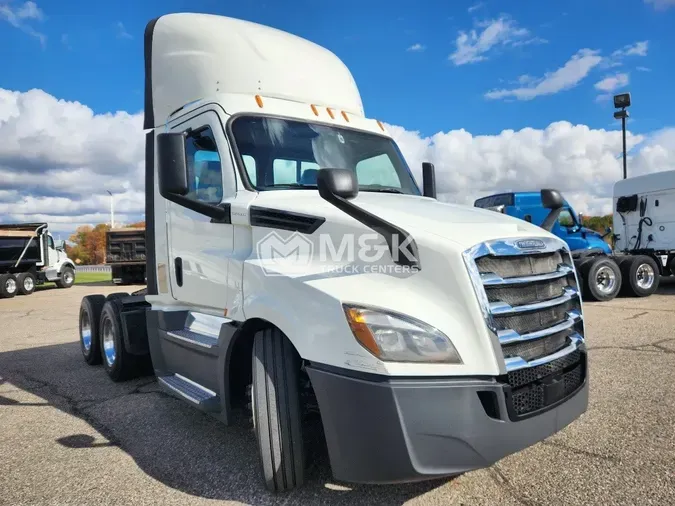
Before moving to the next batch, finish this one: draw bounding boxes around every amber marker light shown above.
[343,306,380,357]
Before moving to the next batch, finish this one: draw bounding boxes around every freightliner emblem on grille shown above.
[515,239,546,250]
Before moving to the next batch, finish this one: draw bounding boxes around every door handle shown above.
[174,257,183,287]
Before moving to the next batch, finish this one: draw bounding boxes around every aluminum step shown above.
[166,329,219,349]
[157,374,220,411]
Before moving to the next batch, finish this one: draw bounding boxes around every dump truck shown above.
[0,223,76,297]
[106,228,147,285]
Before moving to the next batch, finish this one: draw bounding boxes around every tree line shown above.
[66,222,145,265]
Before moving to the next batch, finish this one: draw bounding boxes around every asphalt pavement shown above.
[1,281,674,505]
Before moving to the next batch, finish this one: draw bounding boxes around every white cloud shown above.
[594,72,630,92]
[611,40,649,58]
[1,87,675,240]
[0,1,46,45]
[644,0,675,10]
[467,2,484,13]
[485,48,603,101]
[636,66,651,72]
[116,21,132,39]
[389,122,675,216]
[449,16,533,65]
[406,43,425,52]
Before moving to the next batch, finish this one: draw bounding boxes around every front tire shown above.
[620,255,660,297]
[580,257,622,301]
[56,266,75,288]
[251,328,305,493]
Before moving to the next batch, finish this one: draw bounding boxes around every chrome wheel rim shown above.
[102,318,116,366]
[5,278,16,294]
[596,266,617,294]
[24,277,34,292]
[636,263,655,289]
[64,271,74,285]
[81,310,92,352]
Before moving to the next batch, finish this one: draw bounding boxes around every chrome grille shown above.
[462,237,586,373]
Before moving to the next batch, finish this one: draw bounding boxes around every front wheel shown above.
[251,327,305,493]
[581,257,622,301]
[55,266,75,289]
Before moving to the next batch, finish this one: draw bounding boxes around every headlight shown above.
[343,304,462,363]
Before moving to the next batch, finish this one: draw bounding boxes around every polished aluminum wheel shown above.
[595,265,617,294]
[102,318,116,366]
[636,262,655,289]
[80,311,92,352]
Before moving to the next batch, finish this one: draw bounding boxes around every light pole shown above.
[106,190,115,229]
[613,92,631,180]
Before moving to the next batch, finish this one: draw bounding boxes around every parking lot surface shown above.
[1,282,674,505]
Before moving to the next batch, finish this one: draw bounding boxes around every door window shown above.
[48,236,55,249]
[558,209,574,227]
[184,127,224,204]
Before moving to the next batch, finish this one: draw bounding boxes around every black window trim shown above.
[225,111,422,195]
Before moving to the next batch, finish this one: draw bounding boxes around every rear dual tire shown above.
[580,257,622,302]
[251,327,305,493]
[16,272,37,295]
[619,255,660,297]
[0,274,18,298]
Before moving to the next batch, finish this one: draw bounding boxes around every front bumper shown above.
[306,350,588,485]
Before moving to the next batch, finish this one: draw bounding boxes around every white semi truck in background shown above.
[77,13,589,492]
[0,223,76,298]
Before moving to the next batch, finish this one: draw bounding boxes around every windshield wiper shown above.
[265,183,317,189]
[360,187,404,194]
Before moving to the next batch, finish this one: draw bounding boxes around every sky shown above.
[1,0,675,237]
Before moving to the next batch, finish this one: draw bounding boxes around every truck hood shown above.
[250,190,556,250]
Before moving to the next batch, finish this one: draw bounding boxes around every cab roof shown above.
[143,13,365,129]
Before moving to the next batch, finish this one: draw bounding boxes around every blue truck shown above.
[474,190,666,301]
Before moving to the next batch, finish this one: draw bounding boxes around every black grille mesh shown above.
[506,350,582,389]
[510,362,585,417]
[502,331,570,362]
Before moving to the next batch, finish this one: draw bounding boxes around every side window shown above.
[558,210,574,227]
[242,155,257,186]
[356,154,402,188]
[48,236,55,249]
[524,214,532,223]
[272,158,297,185]
[184,126,223,204]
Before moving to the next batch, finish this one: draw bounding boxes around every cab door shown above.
[165,110,237,311]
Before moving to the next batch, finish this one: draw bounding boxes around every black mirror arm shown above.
[321,191,421,269]
[541,208,562,232]
[163,193,231,223]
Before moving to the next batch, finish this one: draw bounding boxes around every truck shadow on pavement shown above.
[0,342,446,505]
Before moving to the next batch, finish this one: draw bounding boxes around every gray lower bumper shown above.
[306,356,589,484]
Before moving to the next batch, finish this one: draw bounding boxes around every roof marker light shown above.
[376,120,385,131]
[326,107,335,119]
[341,111,350,122]
[310,104,319,116]
[255,95,264,108]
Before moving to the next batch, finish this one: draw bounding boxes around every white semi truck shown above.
[0,223,76,298]
[78,13,589,492]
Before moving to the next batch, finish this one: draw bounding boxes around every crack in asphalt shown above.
[592,304,675,313]
[489,466,538,506]
[1,369,166,450]
[625,311,649,320]
[541,440,620,463]
[588,338,675,355]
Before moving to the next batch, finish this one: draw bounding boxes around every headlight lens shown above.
[343,304,462,363]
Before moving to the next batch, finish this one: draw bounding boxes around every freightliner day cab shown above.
[78,13,589,492]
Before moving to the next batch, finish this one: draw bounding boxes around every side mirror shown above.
[540,189,564,232]
[56,240,66,251]
[422,162,436,199]
[317,168,358,200]
[157,132,189,198]
[541,189,563,210]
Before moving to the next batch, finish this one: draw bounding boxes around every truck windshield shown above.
[230,116,420,195]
